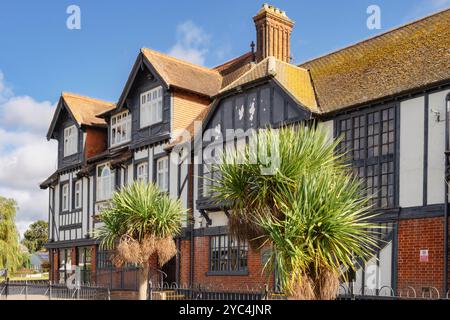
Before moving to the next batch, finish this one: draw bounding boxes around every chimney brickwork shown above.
[253,3,294,63]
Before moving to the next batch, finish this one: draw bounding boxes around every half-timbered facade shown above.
[41,4,450,296]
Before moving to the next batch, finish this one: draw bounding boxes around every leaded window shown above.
[337,105,397,208]
[210,235,248,273]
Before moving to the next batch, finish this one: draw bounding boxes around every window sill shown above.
[60,209,82,215]
[110,141,131,149]
[206,271,249,277]
[60,223,82,231]
[63,152,78,158]
[139,121,163,131]
[96,199,112,204]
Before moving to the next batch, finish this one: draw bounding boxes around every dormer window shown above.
[64,125,78,157]
[111,110,131,147]
[140,86,163,128]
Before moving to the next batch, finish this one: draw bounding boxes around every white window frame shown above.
[96,164,115,202]
[63,125,78,157]
[140,86,163,128]
[74,180,82,209]
[111,110,132,147]
[62,183,69,212]
[156,157,169,192]
[136,162,149,183]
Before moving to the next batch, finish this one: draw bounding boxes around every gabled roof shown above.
[47,92,115,140]
[219,56,319,112]
[213,52,256,88]
[299,8,450,113]
[61,93,115,126]
[141,48,223,97]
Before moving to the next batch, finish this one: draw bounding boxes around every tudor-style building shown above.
[42,4,450,296]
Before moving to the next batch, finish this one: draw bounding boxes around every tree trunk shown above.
[138,263,150,300]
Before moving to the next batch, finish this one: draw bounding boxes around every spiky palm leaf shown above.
[210,124,379,299]
[95,182,186,300]
[96,182,186,250]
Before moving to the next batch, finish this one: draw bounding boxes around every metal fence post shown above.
[49,283,52,300]
[25,280,28,300]
[148,281,153,300]
[5,278,9,300]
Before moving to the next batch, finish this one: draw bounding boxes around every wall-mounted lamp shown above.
[430,109,443,122]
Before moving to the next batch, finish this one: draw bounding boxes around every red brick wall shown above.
[397,217,447,296]
[85,127,107,159]
[190,236,273,291]
[52,249,59,283]
[179,239,191,286]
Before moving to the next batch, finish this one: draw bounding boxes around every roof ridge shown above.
[299,7,450,66]
[62,92,115,106]
[141,48,220,75]
[272,56,309,71]
[220,56,312,94]
[213,51,253,71]
[219,58,266,93]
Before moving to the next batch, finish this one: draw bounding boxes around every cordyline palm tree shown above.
[211,124,379,300]
[96,182,186,300]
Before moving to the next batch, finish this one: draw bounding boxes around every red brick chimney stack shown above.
[253,3,294,63]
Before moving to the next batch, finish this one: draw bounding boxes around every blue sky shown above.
[0,0,449,235]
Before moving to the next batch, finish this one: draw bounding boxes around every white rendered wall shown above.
[82,176,89,238]
[399,96,424,207]
[427,89,450,205]
[319,120,334,143]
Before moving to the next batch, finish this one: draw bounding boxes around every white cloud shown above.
[168,21,210,66]
[0,96,54,133]
[0,71,57,237]
[0,72,13,103]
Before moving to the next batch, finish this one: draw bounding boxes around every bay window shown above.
[111,110,131,147]
[97,164,115,202]
[64,125,78,157]
[140,86,163,128]
[156,157,169,192]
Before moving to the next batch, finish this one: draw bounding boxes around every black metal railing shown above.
[148,282,268,300]
[147,282,450,301]
[337,284,450,300]
[0,280,110,300]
